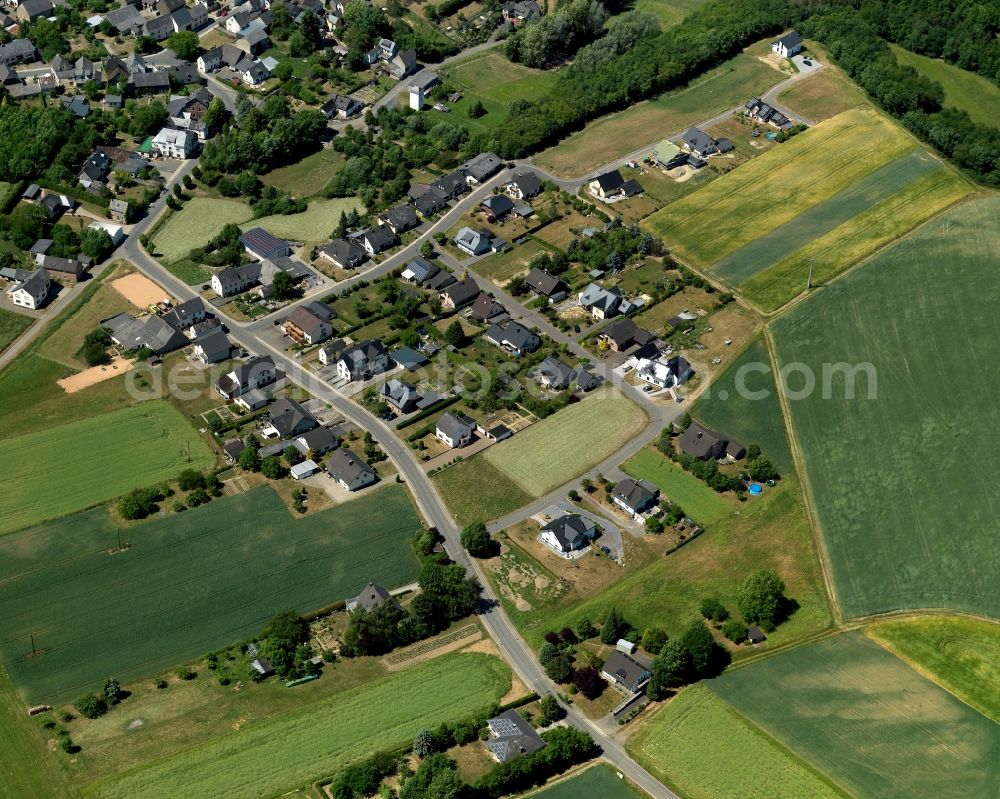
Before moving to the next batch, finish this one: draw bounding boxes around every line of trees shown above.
[504,0,610,68]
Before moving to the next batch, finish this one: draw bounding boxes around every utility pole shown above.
[807,258,815,290]
[30,633,36,656]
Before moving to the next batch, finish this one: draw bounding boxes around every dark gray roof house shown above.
[362,224,396,254]
[348,582,398,613]
[480,194,514,221]
[678,421,745,461]
[413,186,450,216]
[101,312,187,355]
[594,170,624,193]
[507,169,541,198]
[484,320,540,356]
[162,297,206,330]
[295,424,338,456]
[540,513,596,552]
[601,650,652,693]
[611,478,660,517]
[263,396,317,438]
[533,356,574,389]
[485,710,546,763]
[431,170,468,199]
[131,70,171,93]
[747,626,767,644]
[193,328,232,363]
[379,378,422,412]
[524,267,567,299]
[600,319,656,352]
[320,238,367,269]
[471,292,506,322]
[380,203,418,234]
[327,447,377,491]
[463,152,503,184]
[441,277,480,310]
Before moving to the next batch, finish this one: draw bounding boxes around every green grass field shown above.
[891,44,1000,129]
[506,473,831,649]
[740,162,972,311]
[445,49,560,105]
[711,631,1000,799]
[435,393,646,526]
[1,401,214,535]
[90,652,510,799]
[485,393,647,493]
[629,684,851,799]
[0,485,422,703]
[152,198,253,263]
[694,339,792,473]
[0,308,32,353]
[247,197,364,242]
[776,61,867,122]
[632,0,708,28]
[771,196,1000,618]
[621,449,733,523]
[0,666,74,798]
[528,764,642,798]
[645,109,916,267]
[260,148,347,197]
[0,180,19,211]
[867,616,1000,723]
[535,46,785,176]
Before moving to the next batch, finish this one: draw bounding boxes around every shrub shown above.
[699,597,730,623]
[722,619,748,643]
[74,692,108,719]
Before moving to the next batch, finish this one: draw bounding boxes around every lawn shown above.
[621,448,733,524]
[891,44,1000,129]
[247,197,365,242]
[473,238,549,284]
[711,631,1000,799]
[152,198,253,263]
[444,49,559,105]
[528,764,643,798]
[89,652,510,799]
[644,109,917,268]
[433,454,535,527]
[694,339,792,473]
[505,472,831,649]
[770,196,1000,619]
[261,148,347,197]
[740,162,972,311]
[0,401,214,536]
[0,485,423,704]
[0,308,32,354]
[867,616,1000,723]
[0,180,19,210]
[629,684,850,799]
[486,393,646,493]
[776,60,867,122]
[534,46,785,177]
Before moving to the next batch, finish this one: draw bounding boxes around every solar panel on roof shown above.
[491,718,521,737]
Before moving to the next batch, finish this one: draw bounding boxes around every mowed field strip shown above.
[644,109,916,267]
[0,485,422,703]
[152,197,253,262]
[0,401,214,536]
[434,393,647,525]
[621,449,733,524]
[89,652,510,799]
[771,197,1000,619]
[711,149,943,285]
[629,684,851,799]
[711,631,1000,799]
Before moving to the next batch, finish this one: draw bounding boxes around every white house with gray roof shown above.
[484,710,546,763]
[435,410,476,448]
[540,513,597,553]
[327,447,377,491]
[484,320,540,356]
[8,268,49,310]
[336,339,389,381]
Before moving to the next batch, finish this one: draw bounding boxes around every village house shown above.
[317,338,347,367]
[319,238,367,270]
[161,297,207,331]
[470,292,506,323]
[327,447,377,491]
[463,152,504,185]
[678,421,746,461]
[744,96,792,129]
[216,355,277,399]
[192,328,233,363]
[282,302,334,345]
[361,224,397,255]
[454,227,491,256]
[484,320,540,356]
[540,513,597,554]
[379,378,422,413]
[601,650,652,693]
[598,319,656,353]
[347,581,399,613]
[680,127,733,160]
[261,396,317,439]
[435,410,476,448]
[321,93,362,119]
[505,169,542,199]
[101,312,188,355]
[295,425,339,457]
[8,268,49,310]
[480,194,514,223]
[610,477,660,518]
[336,339,389,381]
[440,276,480,310]
[151,128,198,159]
[400,256,439,285]
[579,283,628,320]
[635,354,693,390]
[501,0,540,25]
[524,267,568,303]
[771,30,802,58]
[378,204,418,235]
[484,710,546,763]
